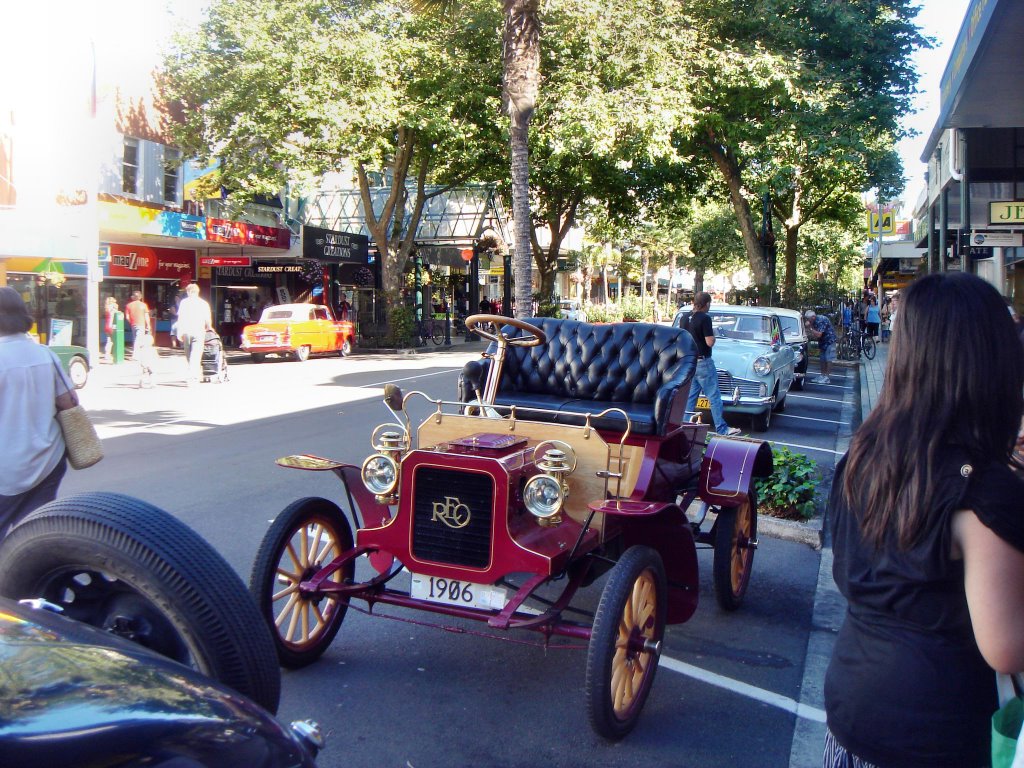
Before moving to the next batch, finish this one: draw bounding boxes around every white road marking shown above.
[770,440,843,456]
[358,368,462,388]
[659,655,827,722]
[774,413,850,426]
[788,393,848,403]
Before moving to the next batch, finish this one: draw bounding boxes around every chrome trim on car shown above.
[716,372,773,406]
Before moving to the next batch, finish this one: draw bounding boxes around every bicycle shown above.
[838,327,876,361]
[416,315,445,346]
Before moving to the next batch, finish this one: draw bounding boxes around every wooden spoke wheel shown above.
[249,497,354,669]
[712,490,758,611]
[585,546,667,740]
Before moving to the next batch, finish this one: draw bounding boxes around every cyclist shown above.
[804,309,837,384]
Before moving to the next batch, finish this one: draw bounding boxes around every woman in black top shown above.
[825,272,1024,767]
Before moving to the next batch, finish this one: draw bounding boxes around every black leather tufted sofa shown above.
[458,318,698,436]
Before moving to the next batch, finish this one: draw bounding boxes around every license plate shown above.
[410,574,507,611]
[696,396,711,409]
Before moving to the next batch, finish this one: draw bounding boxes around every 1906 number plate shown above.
[696,396,711,409]
[410,574,507,611]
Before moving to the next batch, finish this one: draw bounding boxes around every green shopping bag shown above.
[993,696,1024,767]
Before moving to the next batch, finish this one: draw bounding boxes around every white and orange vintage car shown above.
[241,303,355,362]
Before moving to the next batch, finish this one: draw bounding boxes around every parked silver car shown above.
[673,304,796,431]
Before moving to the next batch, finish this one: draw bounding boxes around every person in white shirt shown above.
[0,287,77,535]
[175,283,213,386]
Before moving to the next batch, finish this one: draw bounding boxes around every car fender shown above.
[596,501,699,624]
[698,435,774,507]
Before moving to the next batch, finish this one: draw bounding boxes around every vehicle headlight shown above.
[361,454,398,495]
[523,474,564,521]
[753,356,772,376]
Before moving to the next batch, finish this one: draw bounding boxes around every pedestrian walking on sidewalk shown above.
[175,283,213,387]
[125,291,151,356]
[0,287,77,536]
[824,272,1024,768]
[683,291,741,436]
[803,309,836,384]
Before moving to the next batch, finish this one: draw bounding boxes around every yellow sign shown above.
[867,210,895,235]
[990,201,1024,225]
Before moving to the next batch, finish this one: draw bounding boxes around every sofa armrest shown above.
[653,372,693,435]
[458,358,491,402]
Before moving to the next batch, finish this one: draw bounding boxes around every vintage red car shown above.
[241,303,355,362]
[250,315,772,740]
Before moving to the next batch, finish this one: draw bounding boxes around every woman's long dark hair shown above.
[843,272,1024,549]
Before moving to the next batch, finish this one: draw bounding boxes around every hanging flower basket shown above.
[353,266,374,287]
[299,259,323,285]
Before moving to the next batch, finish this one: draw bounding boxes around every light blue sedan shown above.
[673,304,796,432]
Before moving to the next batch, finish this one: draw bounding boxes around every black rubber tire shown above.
[251,353,266,364]
[712,491,758,611]
[430,324,444,345]
[752,406,771,432]
[341,338,352,356]
[0,492,281,713]
[585,545,667,741]
[68,356,89,389]
[863,336,876,360]
[791,374,804,391]
[295,346,310,362]
[249,497,355,669]
[772,385,786,413]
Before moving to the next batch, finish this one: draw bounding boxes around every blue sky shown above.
[895,0,973,215]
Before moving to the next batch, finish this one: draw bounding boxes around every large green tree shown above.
[160,0,502,304]
[675,0,927,289]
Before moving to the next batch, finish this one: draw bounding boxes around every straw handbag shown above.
[52,357,103,470]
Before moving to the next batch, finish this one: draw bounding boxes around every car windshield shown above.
[778,316,801,340]
[708,311,775,343]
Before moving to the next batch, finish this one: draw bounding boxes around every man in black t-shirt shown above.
[683,292,741,436]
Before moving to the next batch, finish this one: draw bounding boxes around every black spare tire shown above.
[0,492,281,713]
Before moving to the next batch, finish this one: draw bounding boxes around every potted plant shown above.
[583,303,622,323]
[754,446,820,520]
[619,294,645,322]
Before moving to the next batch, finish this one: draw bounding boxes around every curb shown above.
[759,513,822,550]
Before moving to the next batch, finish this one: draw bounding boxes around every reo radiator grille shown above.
[411,466,494,568]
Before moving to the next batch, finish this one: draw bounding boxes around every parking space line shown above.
[770,439,843,456]
[788,393,849,403]
[359,368,462,388]
[659,655,827,722]
[774,413,850,426]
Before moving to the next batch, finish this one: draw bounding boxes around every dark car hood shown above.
[0,598,315,768]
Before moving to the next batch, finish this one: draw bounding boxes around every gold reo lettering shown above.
[431,496,471,529]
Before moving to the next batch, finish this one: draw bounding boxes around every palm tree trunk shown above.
[503,0,539,318]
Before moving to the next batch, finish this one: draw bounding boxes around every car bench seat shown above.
[458,318,698,436]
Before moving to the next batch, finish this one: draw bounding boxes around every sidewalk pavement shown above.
[789,338,889,767]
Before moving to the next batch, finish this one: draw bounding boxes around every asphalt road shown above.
[63,345,855,768]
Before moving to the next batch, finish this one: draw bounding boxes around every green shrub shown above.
[619,294,646,321]
[584,302,622,323]
[387,304,416,348]
[754,446,820,520]
[536,301,561,318]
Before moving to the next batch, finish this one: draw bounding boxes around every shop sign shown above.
[201,255,252,267]
[109,244,195,281]
[302,225,368,263]
[989,202,1024,225]
[971,230,1023,247]
[254,260,303,274]
[208,217,291,249]
[99,202,205,239]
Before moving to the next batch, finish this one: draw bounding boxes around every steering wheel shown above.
[465,314,546,348]
[464,314,547,406]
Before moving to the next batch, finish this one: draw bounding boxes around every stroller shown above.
[201,330,228,383]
